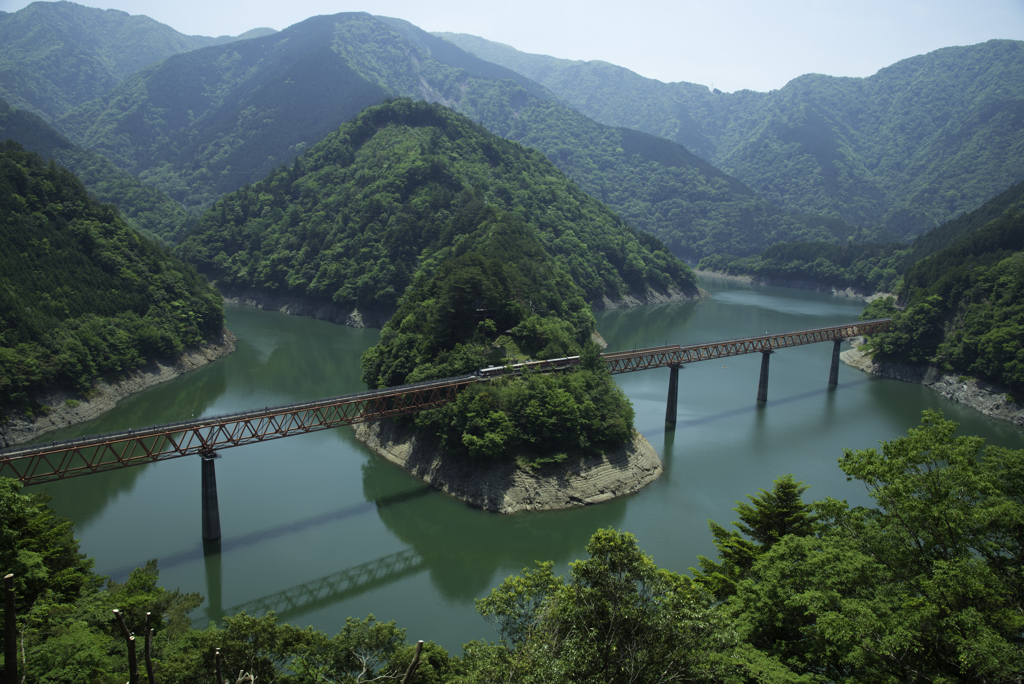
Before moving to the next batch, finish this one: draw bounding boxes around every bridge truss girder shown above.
[0,319,890,487]
[0,378,475,485]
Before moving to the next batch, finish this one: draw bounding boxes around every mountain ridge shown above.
[438,33,1024,235]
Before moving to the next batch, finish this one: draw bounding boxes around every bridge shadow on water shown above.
[104,485,433,625]
[672,378,871,429]
[103,485,432,582]
[106,379,869,625]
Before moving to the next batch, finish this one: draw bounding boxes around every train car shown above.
[476,355,582,378]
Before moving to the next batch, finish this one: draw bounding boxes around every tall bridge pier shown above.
[663,335,856,424]
[757,349,775,403]
[200,449,222,541]
[829,339,842,386]
[665,364,682,428]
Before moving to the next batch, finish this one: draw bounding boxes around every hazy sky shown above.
[2,0,1023,92]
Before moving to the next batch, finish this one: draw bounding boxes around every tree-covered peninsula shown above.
[179,99,689,468]
[0,142,225,424]
[178,99,697,317]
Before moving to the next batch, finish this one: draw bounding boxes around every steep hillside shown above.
[177,99,697,318]
[0,0,273,122]
[1,97,192,241]
[859,184,1024,389]
[53,11,858,258]
[440,34,1024,236]
[0,142,225,421]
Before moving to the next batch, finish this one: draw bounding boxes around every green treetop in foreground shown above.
[2,410,1022,681]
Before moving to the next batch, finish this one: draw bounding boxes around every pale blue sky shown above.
[2,0,1023,92]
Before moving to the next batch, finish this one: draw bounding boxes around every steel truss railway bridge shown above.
[0,319,890,540]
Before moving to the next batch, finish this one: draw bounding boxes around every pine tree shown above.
[692,474,819,600]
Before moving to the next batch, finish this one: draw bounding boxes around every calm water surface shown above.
[30,276,1024,651]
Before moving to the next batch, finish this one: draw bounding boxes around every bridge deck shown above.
[0,319,889,486]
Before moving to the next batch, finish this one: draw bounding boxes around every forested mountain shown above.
[0,142,224,421]
[0,97,192,241]
[0,1,273,122]
[178,99,695,318]
[440,33,1024,236]
[49,11,860,258]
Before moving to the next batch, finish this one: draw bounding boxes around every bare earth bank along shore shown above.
[354,418,663,514]
[0,330,236,448]
[842,338,1024,427]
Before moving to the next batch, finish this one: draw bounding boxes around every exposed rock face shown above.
[222,289,393,328]
[225,285,705,324]
[841,341,1024,427]
[591,286,709,311]
[0,330,237,448]
[695,270,894,302]
[354,418,663,513]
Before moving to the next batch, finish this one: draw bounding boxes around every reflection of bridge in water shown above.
[1,319,891,540]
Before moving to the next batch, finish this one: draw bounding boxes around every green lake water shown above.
[29,275,1024,651]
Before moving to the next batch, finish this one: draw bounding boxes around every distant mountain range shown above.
[0,5,865,258]
[439,33,1024,236]
[0,0,274,121]
[1,2,1022,263]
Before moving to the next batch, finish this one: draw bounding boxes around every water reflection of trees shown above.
[361,454,629,601]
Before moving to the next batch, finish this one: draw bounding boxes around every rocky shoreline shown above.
[694,269,893,303]
[223,284,709,326]
[0,330,237,448]
[841,340,1024,427]
[354,418,663,513]
[590,285,710,311]
[221,289,394,329]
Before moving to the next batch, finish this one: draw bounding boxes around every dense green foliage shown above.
[859,189,1024,389]
[359,204,599,387]
[699,242,908,294]
[0,0,273,122]
[443,33,1024,235]
[1,97,194,242]
[721,412,1024,681]
[5,412,1022,682]
[0,143,224,419]
[693,475,820,600]
[0,478,203,682]
[342,140,640,464]
[180,99,694,314]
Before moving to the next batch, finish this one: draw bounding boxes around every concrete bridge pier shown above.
[757,349,774,403]
[828,339,842,386]
[200,449,222,541]
[665,364,683,428]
